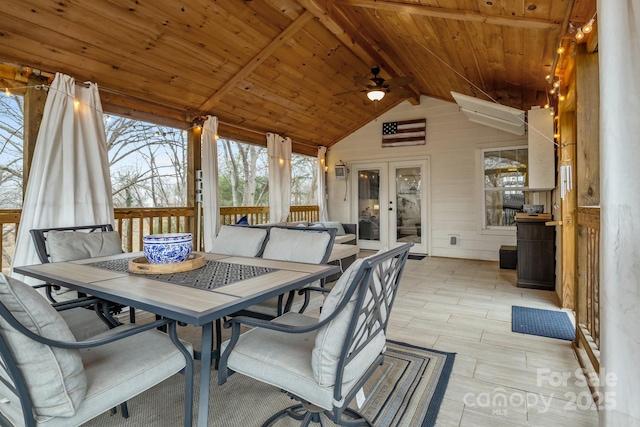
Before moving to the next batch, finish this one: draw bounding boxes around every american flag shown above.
[382,118,426,147]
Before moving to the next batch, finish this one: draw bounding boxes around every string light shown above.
[4,88,10,97]
[73,99,80,110]
[575,28,585,41]
[557,45,565,55]
[582,17,595,34]
[553,80,561,89]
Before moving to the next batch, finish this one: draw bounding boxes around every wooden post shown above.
[576,44,600,207]
[558,111,577,310]
[187,117,202,247]
[22,73,48,197]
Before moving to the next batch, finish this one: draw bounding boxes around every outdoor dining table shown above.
[14,251,340,427]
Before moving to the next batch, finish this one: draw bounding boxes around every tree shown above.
[218,138,269,206]
[0,93,24,209]
[105,116,187,207]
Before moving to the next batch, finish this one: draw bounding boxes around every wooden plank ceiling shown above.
[0,0,596,154]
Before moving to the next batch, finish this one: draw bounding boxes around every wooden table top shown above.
[14,252,339,326]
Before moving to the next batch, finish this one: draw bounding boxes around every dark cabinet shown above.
[516,219,555,290]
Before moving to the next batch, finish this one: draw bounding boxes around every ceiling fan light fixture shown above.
[367,89,385,101]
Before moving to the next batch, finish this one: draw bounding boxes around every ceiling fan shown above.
[335,66,415,102]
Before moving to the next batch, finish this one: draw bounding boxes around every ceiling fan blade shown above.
[386,76,415,89]
[353,74,374,86]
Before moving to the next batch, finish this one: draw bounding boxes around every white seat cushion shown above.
[47,230,123,262]
[210,225,268,257]
[222,312,337,409]
[0,274,87,418]
[262,228,331,264]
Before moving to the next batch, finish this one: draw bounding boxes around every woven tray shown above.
[128,253,205,274]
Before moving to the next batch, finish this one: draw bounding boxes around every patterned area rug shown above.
[512,306,576,341]
[83,337,454,427]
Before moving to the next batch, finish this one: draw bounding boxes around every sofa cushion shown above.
[334,234,356,245]
[211,225,268,257]
[327,244,360,263]
[0,273,87,417]
[313,221,345,236]
[236,215,250,225]
[47,230,123,262]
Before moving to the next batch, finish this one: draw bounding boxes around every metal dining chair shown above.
[218,243,412,426]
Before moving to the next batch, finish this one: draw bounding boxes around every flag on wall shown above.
[382,118,426,147]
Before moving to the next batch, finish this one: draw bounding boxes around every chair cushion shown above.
[262,227,331,264]
[210,225,267,257]
[47,230,123,262]
[222,312,338,409]
[312,249,388,387]
[319,221,346,236]
[0,274,87,417]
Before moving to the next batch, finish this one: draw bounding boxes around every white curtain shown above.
[598,2,640,426]
[11,73,113,282]
[267,132,291,223]
[317,146,329,222]
[201,116,220,252]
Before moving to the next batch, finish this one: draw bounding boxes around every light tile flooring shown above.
[378,254,599,427]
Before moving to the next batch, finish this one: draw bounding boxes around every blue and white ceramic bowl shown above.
[143,233,193,264]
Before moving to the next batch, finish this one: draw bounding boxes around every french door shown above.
[351,159,429,254]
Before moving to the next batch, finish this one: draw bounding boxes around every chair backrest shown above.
[0,273,87,424]
[210,225,269,257]
[261,226,336,264]
[310,243,412,400]
[30,224,122,263]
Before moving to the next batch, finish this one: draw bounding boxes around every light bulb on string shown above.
[575,28,585,41]
[557,45,565,55]
[4,88,11,97]
[553,80,561,88]
[549,88,556,95]
[73,99,80,110]
[582,18,594,34]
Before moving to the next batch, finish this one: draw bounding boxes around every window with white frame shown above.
[483,147,528,227]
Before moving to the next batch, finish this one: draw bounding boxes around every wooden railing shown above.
[219,205,319,225]
[0,205,320,271]
[0,210,21,274]
[114,207,195,252]
[576,206,601,373]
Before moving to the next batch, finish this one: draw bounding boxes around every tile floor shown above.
[378,254,599,427]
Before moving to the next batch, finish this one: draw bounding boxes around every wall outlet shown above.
[449,234,460,246]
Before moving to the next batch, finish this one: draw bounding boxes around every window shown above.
[483,147,528,227]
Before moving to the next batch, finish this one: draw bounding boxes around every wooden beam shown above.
[339,0,561,30]
[198,11,314,113]
[297,0,421,105]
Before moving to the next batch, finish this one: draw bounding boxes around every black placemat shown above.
[86,257,274,291]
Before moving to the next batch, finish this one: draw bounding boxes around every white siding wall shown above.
[326,96,527,261]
